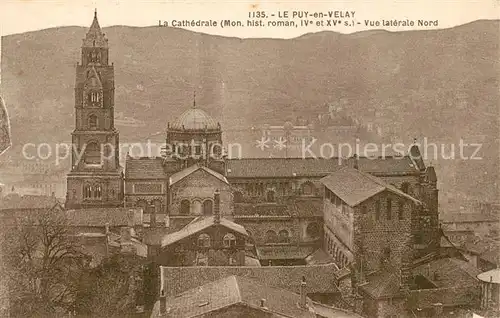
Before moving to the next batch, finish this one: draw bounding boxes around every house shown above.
[151,275,361,318]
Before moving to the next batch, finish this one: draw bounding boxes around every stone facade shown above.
[169,169,232,217]
[65,12,123,209]
[157,223,247,267]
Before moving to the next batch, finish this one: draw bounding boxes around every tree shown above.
[74,254,144,317]
[1,208,86,317]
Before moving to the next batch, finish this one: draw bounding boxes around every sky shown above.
[0,0,499,38]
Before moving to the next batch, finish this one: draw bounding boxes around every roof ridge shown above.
[232,275,243,303]
[354,168,422,204]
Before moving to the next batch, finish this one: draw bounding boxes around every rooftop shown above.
[321,166,421,207]
[440,213,499,223]
[125,157,164,179]
[169,107,219,131]
[160,263,341,298]
[156,275,316,318]
[411,257,480,289]
[160,216,248,247]
[0,194,61,210]
[64,208,143,227]
[225,155,420,179]
[169,164,228,186]
[359,271,402,299]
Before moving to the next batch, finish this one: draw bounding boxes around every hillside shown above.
[1,20,499,205]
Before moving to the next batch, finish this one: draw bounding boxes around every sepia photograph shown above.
[0,1,499,317]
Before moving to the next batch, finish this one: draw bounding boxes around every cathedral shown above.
[66,12,440,265]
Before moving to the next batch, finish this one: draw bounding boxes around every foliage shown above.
[2,209,87,317]
[74,254,144,318]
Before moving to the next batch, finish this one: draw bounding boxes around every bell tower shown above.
[65,10,123,209]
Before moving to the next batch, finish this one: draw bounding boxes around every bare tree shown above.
[1,208,86,317]
[74,254,144,318]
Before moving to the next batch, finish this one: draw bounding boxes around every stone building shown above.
[151,190,249,267]
[65,13,441,266]
[320,166,421,272]
[65,11,123,209]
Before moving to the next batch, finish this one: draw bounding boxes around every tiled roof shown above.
[0,194,61,210]
[441,213,499,223]
[160,263,340,298]
[226,158,343,178]
[321,166,421,207]
[359,271,402,299]
[256,246,316,260]
[411,257,480,289]
[233,198,322,218]
[480,248,500,265]
[305,249,336,265]
[168,164,228,186]
[408,285,481,309]
[226,156,420,179]
[354,156,420,175]
[64,208,143,227]
[233,203,290,216]
[124,157,164,179]
[290,198,323,217]
[458,238,500,265]
[158,275,316,318]
[160,216,248,247]
[311,302,364,318]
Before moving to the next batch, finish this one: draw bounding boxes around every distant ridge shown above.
[1,19,499,204]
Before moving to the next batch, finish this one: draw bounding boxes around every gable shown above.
[171,167,228,188]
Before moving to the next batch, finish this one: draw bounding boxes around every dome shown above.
[169,108,219,131]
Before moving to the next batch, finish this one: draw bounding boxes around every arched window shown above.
[278,230,290,243]
[88,91,100,104]
[93,184,102,199]
[265,230,277,244]
[223,233,237,248]
[180,200,190,215]
[266,190,275,202]
[198,234,211,248]
[84,142,101,164]
[83,184,92,199]
[88,114,98,129]
[233,191,243,203]
[192,200,202,215]
[306,222,320,238]
[203,200,213,215]
[301,182,315,195]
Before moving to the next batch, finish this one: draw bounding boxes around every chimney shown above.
[353,153,359,170]
[159,289,166,315]
[214,189,221,223]
[300,276,307,308]
[260,299,266,309]
[164,214,170,228]
[432,303,443,317]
